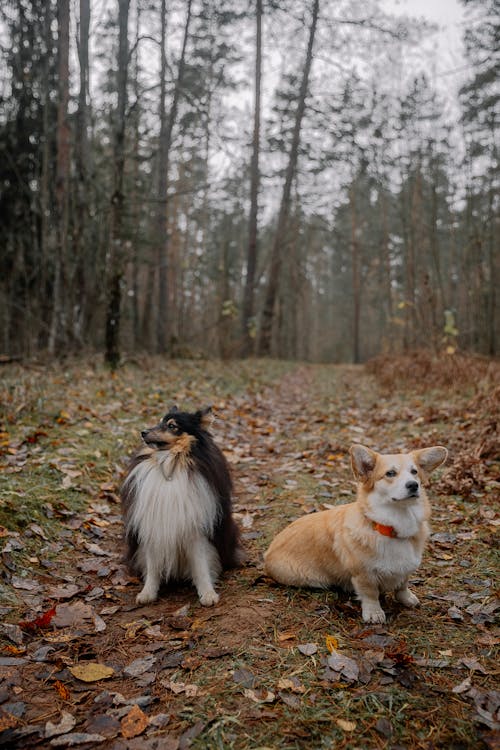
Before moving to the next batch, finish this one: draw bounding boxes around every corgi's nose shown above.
[406,480,419,494]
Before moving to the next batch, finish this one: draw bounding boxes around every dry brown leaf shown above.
[165,680,199,697]
[243,688,276,703]
[120,704,148,739]
[336,718,357,732]
[297,643,318,656]
[45,711,77,738]
[53,680,71,700]
[325,634,339,653]
[69,662,114,682]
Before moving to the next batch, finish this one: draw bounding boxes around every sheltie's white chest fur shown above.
[123,453,220,581]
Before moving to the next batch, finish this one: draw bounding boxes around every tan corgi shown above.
[264,444,448,623]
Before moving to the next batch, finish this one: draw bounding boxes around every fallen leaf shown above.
[298,643,317,656]
[0,623,24,644]
[277,631,296,643]
[167,616,192,631]
[279,692,301,708]
[325,634,339,653]
[453,677,472,694]
[46,584,80,600]
[375,717,393,737]
[3,645,25,655]
[124,655,156,677]
[448,606,464,621]
[69,662,115,682]
[460,657,488,674]
[0,656,26,666]
[164,681,199,697]
[232,668,256,688]
[277,677,305,693]
[19,605,57,632]
[336,718,356,731]
[29,523,48,539]
[52,601,93,628]
[243,688,276,703]
[179,720,206,749]
[11,576,39,591]
[0,708,19,732]
[85,714,121,738]
[49,732,106,746]
[45,711,77,738]
[84,542,111,557]
[326,651,360,682]
[53,680,71,700]
[120,704,148,739]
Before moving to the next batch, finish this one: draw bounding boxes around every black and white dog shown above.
[121,406,243,606]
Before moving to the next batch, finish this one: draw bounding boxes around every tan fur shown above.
[264,444,447,623]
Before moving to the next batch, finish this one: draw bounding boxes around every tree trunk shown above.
[241,0,262,356]
[39,1,53,345]
[130,5,142,348]
[73,0,91,347]
[350,184,361,364]
[48,0,70,355]
[258,0,319,355]
[105,0,130,369]
[156,0,193,354]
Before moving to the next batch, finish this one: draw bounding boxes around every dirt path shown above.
[0,361,498,749]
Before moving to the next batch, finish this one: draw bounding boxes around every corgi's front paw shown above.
[395,589,420,608]
[136,588,157,605]
[199,590,219,607]
[362,602,386,624]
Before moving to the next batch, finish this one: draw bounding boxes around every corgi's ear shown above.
[350,444,378,481]
[196,405,214,430]
[413,446,448,474]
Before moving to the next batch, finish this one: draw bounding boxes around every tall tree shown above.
[241,0,262,356]
[155,0,193,354]
[105,0,130,369]
[73,0,91,344]
[459,0,499,355]
[48,0,70,355]
[258,0,320,355]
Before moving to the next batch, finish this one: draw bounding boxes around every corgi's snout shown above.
[406,480,419,494]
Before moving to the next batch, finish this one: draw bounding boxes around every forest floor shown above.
[0,355,498,750]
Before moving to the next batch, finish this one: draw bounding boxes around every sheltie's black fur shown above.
[120,405,244,606]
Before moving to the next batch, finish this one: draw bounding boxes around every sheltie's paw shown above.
[199,590,219,607]
[395,589,420,608]
[136,588,157,605]
[362,602,386,624]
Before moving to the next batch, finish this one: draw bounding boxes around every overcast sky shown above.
[387,0,467,72]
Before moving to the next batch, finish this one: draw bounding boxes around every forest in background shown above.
[0,0,498,365]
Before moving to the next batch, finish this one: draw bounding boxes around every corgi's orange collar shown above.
[372,521,398,538]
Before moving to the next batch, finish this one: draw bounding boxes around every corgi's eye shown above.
[385,469,397,478]
[410,468,418,475]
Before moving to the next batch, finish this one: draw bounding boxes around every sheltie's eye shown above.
[166,419,180,434]
[385,469,397,478]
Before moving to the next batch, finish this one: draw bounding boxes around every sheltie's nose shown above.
[141,430,149,440]
[406,480,419,494]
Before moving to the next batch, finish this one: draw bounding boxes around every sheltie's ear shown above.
[196,405,214,430]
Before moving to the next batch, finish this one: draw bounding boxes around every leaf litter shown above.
[0,356,498,748]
